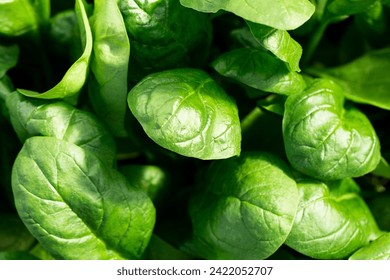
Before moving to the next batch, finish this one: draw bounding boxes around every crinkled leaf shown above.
[18,0,92,99]
[283,79,381,181]
[89,0,129,137]
[189,152,298,259]
[286,177,381,259]
[212,48,306,95]
[246,21,302,71]
[349,233,390,260]
[119,0,212,80]
[309,49,390,110]
[12,137,156,260]
[6,91,116,167]
[179,0,315,30]
[128,68,241,160]
[0,44,19,78]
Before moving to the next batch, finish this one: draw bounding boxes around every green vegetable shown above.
[212,48,306,96]
[128,68,241,160]
[180,0,315,30]
[286,177,381,259]
[283,79,381,181]
[89,0,129,137]
[349,232,390,260]
[189,152,298,259]
[1,0,390,261]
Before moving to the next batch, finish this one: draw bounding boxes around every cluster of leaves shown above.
[1,0,390,260]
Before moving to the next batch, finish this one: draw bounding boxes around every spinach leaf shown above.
[0,0,38,37]
[5,92,117,167]
[309,49,390,110]
[349,232,390,260]
[283,79,381,181]
[0,44,19,79]
[286,177,381,259]
[246,21,303,72]
[18,0,92,100]
[127,68,241,160]
[88,0,129,137]
[179,0,315,30]
[189,152,298,259]
[0,252,39,260]
[12,136,156,260]
[119,0,212,81]
[212,48,306,96]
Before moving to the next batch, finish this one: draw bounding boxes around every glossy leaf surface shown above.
[190,152,298,259]
[349,233,390,260]
[128,68,241,160]
[286,177,381,259]
[89,0,129,137]
[212,48,306,96]
[12,137,156,260]
[179,0,315,30]
[283,79,381,181]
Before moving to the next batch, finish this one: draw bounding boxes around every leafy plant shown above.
[0,0,390,260]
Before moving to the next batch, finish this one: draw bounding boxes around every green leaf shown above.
[127,68,241,160]
[0,252,39,260]
[88,0,129,137]
[286,177,381,259]
[12,136,156,260]
[0,0,38,37]
[119,0,212,80]
[0,44,19,79]
[17,0,92,100]
[372,157,390,179]
[283,79,381,181]
[212,48,306,95]
[6,91,117,167]
[309,49,390,110]
[179,0,315,30]
[189,152,298,259]
[246,21,303,72]
[349,232,390,260]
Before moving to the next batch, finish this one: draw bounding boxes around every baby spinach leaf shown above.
[283,79,381,181]
[12,136,156,260]
[0,252,39,260]
[309,49,390,110]
[372,157,390,179]
[0,0,38,37]
[212,48,306,96]
[246,21,302,72]
[349,232,390,260]
[179,0,315,30]
[88,0,129,137]
[189,152,298,259]
[127,68,241,160]
[18,0,92,100]
[286,177,381,259]
[0,44,19,79]
[6,92,116,167]
[119,0,212,81]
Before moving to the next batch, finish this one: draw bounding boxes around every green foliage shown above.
[283,79,381,181]
[189,152,298,259]
[128,68,241,160]
[0,0,389,261]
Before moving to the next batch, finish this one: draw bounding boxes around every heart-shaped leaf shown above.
[283,79,381,181]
